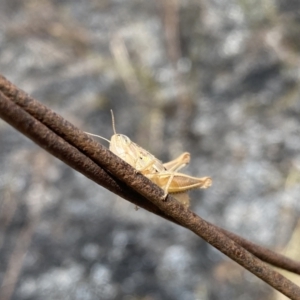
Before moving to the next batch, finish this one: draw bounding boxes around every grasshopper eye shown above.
[120,135,131,144]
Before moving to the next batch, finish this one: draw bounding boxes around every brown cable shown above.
[0,78,300,298]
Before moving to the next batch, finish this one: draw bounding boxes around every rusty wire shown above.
[1,75,300,274]
[0,75,300,299]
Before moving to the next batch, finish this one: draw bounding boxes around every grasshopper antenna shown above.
[85,110,117,144]
[84,132,111,144]
[110,109,117,135]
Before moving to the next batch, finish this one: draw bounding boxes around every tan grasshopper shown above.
[86,111,212,207]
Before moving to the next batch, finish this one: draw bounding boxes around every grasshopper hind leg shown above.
[160,172,176,201]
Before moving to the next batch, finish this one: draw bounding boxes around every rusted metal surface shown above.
[220,227,300,275]
[1,75,300,299]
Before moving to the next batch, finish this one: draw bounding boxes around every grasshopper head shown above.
[109,134,144,168]
[109,134,132,155]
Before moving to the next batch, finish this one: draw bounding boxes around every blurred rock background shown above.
[0,0,300,299]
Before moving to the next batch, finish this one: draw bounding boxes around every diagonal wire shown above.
[1,75,300,275]
[0,76,300,299]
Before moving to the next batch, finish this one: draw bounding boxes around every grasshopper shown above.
[86,111,212,207]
